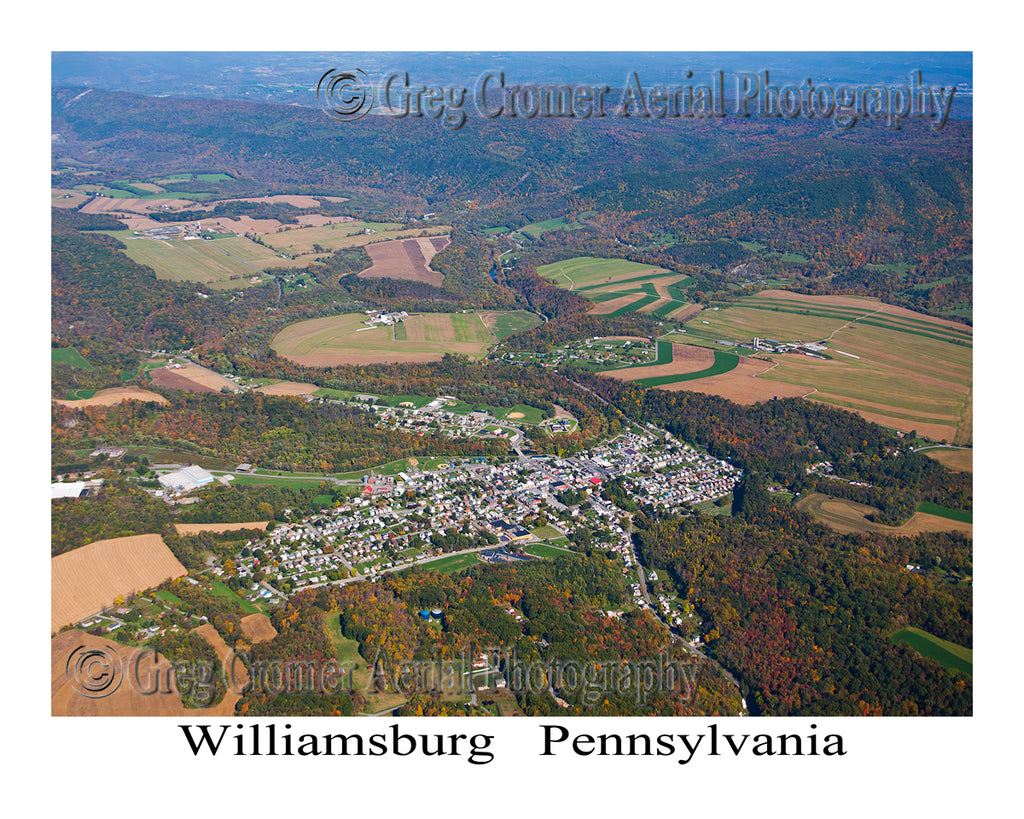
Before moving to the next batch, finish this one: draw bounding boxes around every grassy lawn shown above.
[529,525,565,540]
[210,580,262,614]
[523,542,578,559]
[153,589,184,605]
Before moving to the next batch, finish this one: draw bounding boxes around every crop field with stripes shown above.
[537,256,693,319]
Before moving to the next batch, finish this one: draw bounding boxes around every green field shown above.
[631,351,739,387]
[892,627,972,676]
[537,256,662,289]
[52,347,94,370]
[210,580,262,614]
[421,552,482,574]
[536,256,692,319]
[523,542,579,559]
[488,310,543,341]
[917,502,972,523]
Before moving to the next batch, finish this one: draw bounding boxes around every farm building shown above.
[51,481,86,499]
[158,465,216,493]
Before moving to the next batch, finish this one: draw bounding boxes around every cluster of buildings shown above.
[497,337,657,371]
[219,424,741,596]
[364,310,408,328]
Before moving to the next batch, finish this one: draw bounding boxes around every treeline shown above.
[51,477,175,556]
[51,391,510,474]
[633,509,972,715]
[295,555,743,716]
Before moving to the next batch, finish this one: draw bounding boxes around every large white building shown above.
[158,465,216,493]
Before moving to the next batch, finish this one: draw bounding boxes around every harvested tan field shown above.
[51,630,238,716]
[272,311,496,366]
[53,387,168,409]
[175,521,270,535]
[588,293,644,316]
[796,493,972,537]
[52,190,90,208]
[52,534,188,632]
[109,214,164,231]
[294,214,355,227]
[670,304,703,322]
[358,236,451,286]
[205,194,347,208]
[924,448,973,473]
[80,197,195,214]
[201,215,283,235]
[403,313,457,342]
[150,363,236,394]
[240,614,278,643]
[255,381,319,396]
[811,393,957,443]
[659,356,810,404]
[603,343,714,381]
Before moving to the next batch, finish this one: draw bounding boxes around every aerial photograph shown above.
[50,50,974,724]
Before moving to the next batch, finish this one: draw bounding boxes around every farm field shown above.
[891,627,972,676]
[263,221,448,256]
[537,256,692,318]
[51,534,188,632]
[668,290,972,443]
[795,493,973,538]
[240,614,278,642]
[922,447,973,473]
[52,347,94,370]
[53,387,168,408]
[255,381,319,397]
[104,231,303,286]
[600,342,739,388]
[271,311,510,366]
[480,310,543,341]
[150,362,237,393]
[51,630,235,716]
[358,235,452,286]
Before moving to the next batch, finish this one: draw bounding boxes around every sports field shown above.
[537,256,692,318]
[664,290,973,443]
[271,311,509,366]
